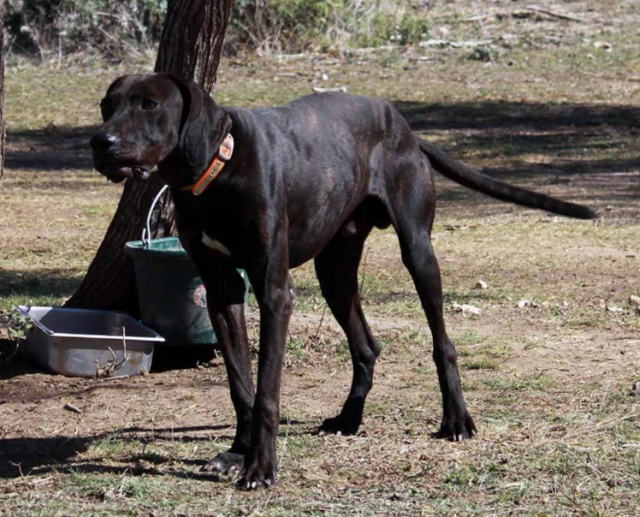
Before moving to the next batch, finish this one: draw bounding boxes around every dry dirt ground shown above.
[1,1,640,516]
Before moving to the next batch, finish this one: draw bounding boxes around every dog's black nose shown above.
[90,132,119,152]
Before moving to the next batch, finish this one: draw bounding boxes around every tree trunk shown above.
[66,0,235,314]
[0,1,5,189]
[155,0,234,92]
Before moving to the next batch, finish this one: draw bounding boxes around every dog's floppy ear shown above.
[168,74,232,180]
[105,73,146,96]
[106,75,127,95]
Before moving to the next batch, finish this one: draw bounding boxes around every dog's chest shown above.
[201,232,233,258]
[185,192,249,261]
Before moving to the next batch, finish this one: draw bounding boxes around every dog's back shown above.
[224,93,425,260]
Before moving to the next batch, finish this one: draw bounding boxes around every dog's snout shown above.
[90,132,119,152]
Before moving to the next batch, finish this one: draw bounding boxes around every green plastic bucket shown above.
[124,186,248,345]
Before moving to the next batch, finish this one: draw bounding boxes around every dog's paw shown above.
[436,411,477,442]
[203,451,245,474]
[318,414,361,436]
[237,460,276,490]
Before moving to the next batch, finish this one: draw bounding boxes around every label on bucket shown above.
[193,285,207,308]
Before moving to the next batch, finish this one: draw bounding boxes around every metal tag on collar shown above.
[219,134,234,161]
[190,133,234,196]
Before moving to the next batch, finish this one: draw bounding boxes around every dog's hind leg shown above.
[314,221,380,435]
[391,202,477,440]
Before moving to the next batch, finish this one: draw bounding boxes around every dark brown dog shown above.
[90,74,596,489]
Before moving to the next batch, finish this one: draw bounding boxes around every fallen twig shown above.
[579,72,640,83]
[419,39,493,49]
[95,327,130,378]
[277,72,306,78]
[98,374,133,382]
[526,5,587,23]
[63,403,83,414]
[555,408,640,442]
[312,86,348,93]
[465,15,490,22]
[312,305,327,344]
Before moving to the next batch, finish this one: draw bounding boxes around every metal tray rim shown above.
[17,305,166,343]
[47,332,164,342]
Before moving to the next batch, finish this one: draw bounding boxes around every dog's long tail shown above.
[416,138,597,220]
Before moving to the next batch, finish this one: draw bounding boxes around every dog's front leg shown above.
[187,250,255,475]
[239,248,293,489]
[205,297,254,474]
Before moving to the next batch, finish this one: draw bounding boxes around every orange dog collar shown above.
[183,133,234,195]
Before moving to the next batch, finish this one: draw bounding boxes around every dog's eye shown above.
[142,98,159,110]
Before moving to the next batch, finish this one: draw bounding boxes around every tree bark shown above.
[66,0,235,314]
[0,1,5,189]
[155,0,234,92]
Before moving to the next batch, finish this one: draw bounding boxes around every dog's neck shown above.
[180,133,234,195]
[157,132,234,192]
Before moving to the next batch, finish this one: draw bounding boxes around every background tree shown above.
[0,1,5,189]
[66,0,235,314]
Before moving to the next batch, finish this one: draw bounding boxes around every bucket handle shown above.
[141,184,169,248]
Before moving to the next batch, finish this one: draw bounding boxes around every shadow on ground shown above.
[0,421,309,481]
[6,100,640,180]
[4,125,96,171]
[0,268,82,301]
[0,427,229,482]
[395,99,640,213]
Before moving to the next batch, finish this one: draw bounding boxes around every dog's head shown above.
[90,73,232,186]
